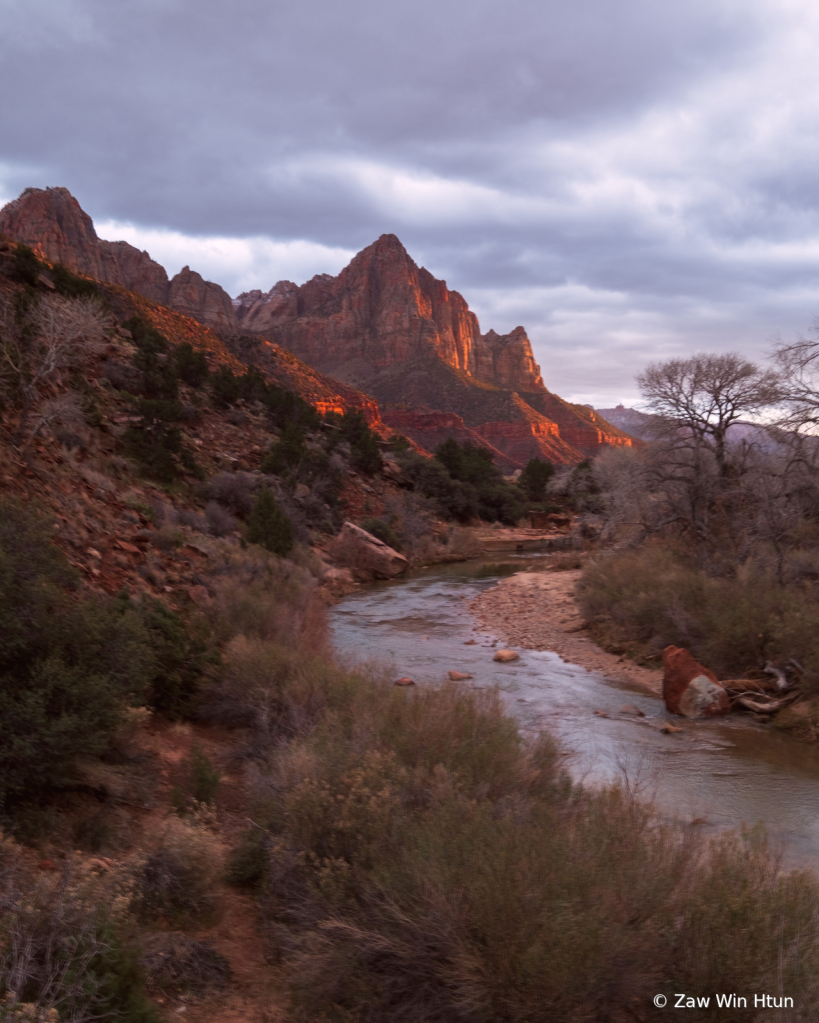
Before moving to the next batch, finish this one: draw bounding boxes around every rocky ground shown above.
[470,567,662,695]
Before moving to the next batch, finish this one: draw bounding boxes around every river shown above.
[329,556,819,869]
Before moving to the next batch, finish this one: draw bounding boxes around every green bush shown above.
[261,422,307,475]
[173,341,209,388]
[0,499,156,809]
[123,397,203,483]
[123,316,179,402]
[398,441,524,524]
[8,244,41,288]
[126,592,216,718]
[360,516,402,551]
[189,744,220,805]
[247,487,295,557]
[50,261,99,299]
[519,457,555,501]
[325,408,382,475]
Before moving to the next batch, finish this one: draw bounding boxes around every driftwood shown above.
[731,690,802,714]
[721,678,778,695]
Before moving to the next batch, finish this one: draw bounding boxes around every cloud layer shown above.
[2,0,819,404]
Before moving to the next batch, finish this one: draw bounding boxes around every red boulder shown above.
[662,646,731,718]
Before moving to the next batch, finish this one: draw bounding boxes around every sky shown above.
[3,0,819,406]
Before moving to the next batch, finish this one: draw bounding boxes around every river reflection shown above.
[329,557,819,868]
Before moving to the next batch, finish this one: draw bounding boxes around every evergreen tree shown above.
[246,488,295,556]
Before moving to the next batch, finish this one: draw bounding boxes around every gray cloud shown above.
[1,0,818,405]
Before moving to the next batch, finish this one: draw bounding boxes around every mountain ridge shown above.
[0,187,636,466]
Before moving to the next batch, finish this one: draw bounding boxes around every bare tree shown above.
[771,329,819,432]
[637,353,782,478]
[0,294,111,446]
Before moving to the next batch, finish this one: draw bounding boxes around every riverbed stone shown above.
[448,670,472,680]
[662,645,730,718]
[493,649,520,663]
[394,677,415,687]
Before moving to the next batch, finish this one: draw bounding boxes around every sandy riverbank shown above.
[470,567,662,696]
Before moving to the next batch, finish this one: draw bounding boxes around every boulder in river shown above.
[394,677,415,687]
[662,645,730,718]
[493,649,520,663]
[448,670,473,680]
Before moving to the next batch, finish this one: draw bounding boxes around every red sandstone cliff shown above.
[0,187,238,332]
[234,234,545,393]
[235,235,633,463]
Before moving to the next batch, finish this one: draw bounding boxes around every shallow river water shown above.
[329,556,819,868]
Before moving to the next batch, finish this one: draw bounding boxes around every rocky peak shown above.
[0,186,171,304]
[0,187,237,332]
[168,266,238,334]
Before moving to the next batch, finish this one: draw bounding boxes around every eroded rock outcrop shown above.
[662,646,731,718]
[0,187,238,332]
[169,266,238,334]
[0,187,171,303]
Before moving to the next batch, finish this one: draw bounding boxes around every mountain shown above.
[234,234,635,465]
[0,187,636,466]
[595,404,658,441]
[0,187,238,332]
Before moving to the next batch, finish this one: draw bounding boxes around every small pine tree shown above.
[519,457,555,502]
[246,488,295,557]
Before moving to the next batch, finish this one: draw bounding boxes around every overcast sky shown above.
[3,0,819,406]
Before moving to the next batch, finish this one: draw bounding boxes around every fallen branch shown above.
[733,691,802,714]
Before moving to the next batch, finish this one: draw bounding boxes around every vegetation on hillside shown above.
[398,437,525,524]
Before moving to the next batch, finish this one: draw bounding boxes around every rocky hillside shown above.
[0,187,637,467]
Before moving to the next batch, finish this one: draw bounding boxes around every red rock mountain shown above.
[235,234,634,465]
[0,187,634,466]
[0,187,238,332]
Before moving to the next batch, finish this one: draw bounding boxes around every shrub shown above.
[122,397,203,483]
[127,593,216,718]
[0,499,156,809]
[244,662,819,1022]
[173,342,209,388]
[9,244,42,287]
[49,262,99,300]
[519,457,555,501]
[132,816,221,925]
[360,516,402,551]
[205,499,237,536]
[578,545,819,681]
[188,744,220,805]
[0,856,160,1023]
[210,365,242,408]
[204,471,259,517]
[247,488,295,557]
[261,422,307,475]
[123,316,178,402]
